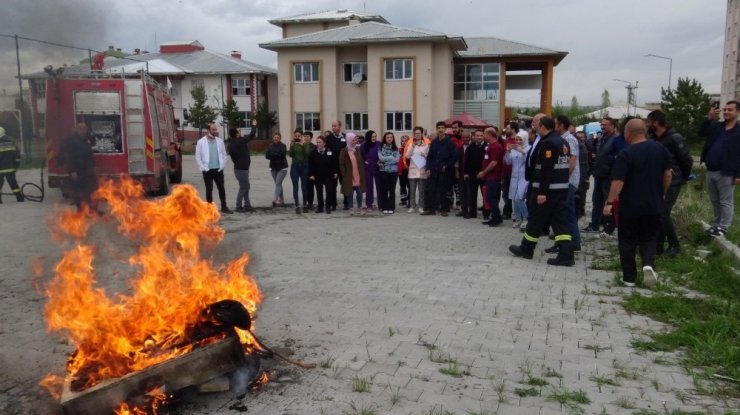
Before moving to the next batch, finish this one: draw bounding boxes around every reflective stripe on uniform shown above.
[523,232,538,242]
[0,168,16,173]
[531,182,569,189]
[554,234,572,242]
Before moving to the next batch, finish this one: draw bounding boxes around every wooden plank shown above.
[61,334,246,415]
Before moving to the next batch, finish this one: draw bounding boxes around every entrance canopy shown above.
[444,112,492,129]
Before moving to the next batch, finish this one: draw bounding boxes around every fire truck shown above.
[45,71,182,195]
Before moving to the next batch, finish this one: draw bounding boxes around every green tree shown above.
[661,77,710,146]
[187,85,218,136]
[601,89,611,109]
[254,101,277,139]
[220,98,245,130]
[569,96,580,117]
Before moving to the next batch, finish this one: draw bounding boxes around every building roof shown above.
[260,21,466,51]
[583,105,651,119]
[268,9,389,26]
[458,37,567,64]
[23,48,276,79]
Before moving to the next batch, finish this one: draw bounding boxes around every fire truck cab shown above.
[45,72,182,195]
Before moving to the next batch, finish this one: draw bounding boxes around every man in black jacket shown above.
[422,121,457,216]
[325,120,347,211]
[462,129,486,218]
[308,136,337,214]
[227,119,257,212]
[60,122,97,211]
[699,100,740,236]
[0,126,23,203]
[647,110,692,255]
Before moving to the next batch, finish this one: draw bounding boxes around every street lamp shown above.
[644,53,672,92]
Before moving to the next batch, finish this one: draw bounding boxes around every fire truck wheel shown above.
[155,170,170,196]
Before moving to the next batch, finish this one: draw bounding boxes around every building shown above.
[722,0,740,105]
[260,10,567,138]
[24,41,278,142]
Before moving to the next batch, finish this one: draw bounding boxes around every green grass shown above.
[343,401,378,415]
[514,387,539,397]
[547,388,590,414]
[351,376,371,393]
[439,361,463,378]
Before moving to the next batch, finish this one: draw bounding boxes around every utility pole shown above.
[613,79,639,116]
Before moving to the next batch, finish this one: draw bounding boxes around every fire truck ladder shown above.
[125,79,147,174]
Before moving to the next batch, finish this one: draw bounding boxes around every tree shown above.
[569,96,580,117]
[661,77,711,146]
[221,98,245,130]
[254,101,277,139]
[187,85,218,136]
[601,89,611,109]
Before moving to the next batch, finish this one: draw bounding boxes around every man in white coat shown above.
[195,123,233,213]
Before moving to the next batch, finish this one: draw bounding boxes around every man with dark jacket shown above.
[477,127,504,226]
[462,129,486,219]
[325,120,347,210]
[60,122,97,211]
[583,117,624,235]
[308,136,337,214]
[647,110,692,255]
[699,100,740,236]
[0,126,23,203]
[227,119,257,212]
[509,116,574,266]
[422,121,457,216]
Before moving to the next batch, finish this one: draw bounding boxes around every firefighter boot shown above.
[547,244,575,267]
[508,239,536,259]
[15,191,24,202]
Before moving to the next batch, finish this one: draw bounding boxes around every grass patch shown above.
[547,388,590,414]
[589,374,621,388]
[613,396,636,409]
[320,356,335,369]
[343,401,378,415]
[526,376,549,386]
[514,387,539,397]
[439,361,463,378]
[351,376,371,393]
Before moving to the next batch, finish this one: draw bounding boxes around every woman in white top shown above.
[404,126,430,213]
[504,131,530,228]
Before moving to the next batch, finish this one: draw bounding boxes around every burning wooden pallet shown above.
[60,334,251,415]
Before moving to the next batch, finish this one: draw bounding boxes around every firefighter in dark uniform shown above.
[0,126,24,203]
[60,122,97,211]
[509,116,574,266]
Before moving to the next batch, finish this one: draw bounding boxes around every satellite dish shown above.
[351,72,364,86]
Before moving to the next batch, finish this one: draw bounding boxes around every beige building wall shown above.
[337,47,369,119]
[283,22,349,38]
[275,47,337,140]
[722,0,740,104]
[431,44,454,127]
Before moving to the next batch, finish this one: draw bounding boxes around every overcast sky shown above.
[0,0,728,107]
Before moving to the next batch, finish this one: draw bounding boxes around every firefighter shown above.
[60,122,97,211]
[509,116,574,266]
[0,126,24,203]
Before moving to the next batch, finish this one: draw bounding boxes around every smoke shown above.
[0,0,114,95]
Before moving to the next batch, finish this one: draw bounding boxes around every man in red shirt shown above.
[477,127,504,226]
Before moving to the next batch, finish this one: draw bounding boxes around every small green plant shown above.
[351,376,371,393]
[320,356,335,369]
[439,361,463,378]
[491,377,507,403]
[465,406,493,415]
[526,376,548,386]
[514,387,539,397]
[574,296,587,312]
[388,327,395,337]
[613,396,636,409]
[429,349,453,364]
[543,367,563,378]
[388,385,402,407]
[342,401,378,415]
[547,388,590,414]
[589,374,621,390]
[422,406,455,415]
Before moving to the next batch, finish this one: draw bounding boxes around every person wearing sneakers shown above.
[504,130,529,230]
[406,127,429,213]
[603,119,672,288]
[265,132,288,208]
[377,132,400,214]
[339,133,366,215]
[699,100,740,237]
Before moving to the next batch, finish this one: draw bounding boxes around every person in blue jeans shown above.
[288,128,310,214]
[378,132,401,214]
[265,132,288,207]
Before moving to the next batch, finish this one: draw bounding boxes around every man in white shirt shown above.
[195,123,233,214]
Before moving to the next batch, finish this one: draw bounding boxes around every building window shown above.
[384,59,413,80]
[343,63,368,82]
[296,112,321,132]
[385,112,413,131]
[170,87,179,97]
[344,112,368,131]
[294,63,319,83]
[190,79,204,90]
[234,111,252,128]
[454,63,499,101]
[232,78,250,96]
[36,82,46,98]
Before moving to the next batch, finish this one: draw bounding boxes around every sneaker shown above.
[598,231,614,239]
[512,220,520,228]
[519,220,528,229]
[622,280,636,287]
[709,227,727,237]
[361,208,368,215]
[642,266,658,288]
[221,207,234,214]
[366,207,374,213]
[706,225,717,234]
[408,208,415,213]
[581,224,600,233]
[419,208,425,214]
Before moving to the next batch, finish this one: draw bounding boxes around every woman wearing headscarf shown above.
[362,130,380,212]
[504,130,530,229]
[339,133,366,215]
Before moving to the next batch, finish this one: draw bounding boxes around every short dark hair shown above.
[436,121,447,128]
[539,116,555,130]
[228,127,239,138]
[475,128,485,134]
[601,117,617,127]
[507,121,519,133]
[555,115,570,129]
[646,110,667,127]
[727,100,740,109]
[303,131,313,138]
[413,126,424,134]
[451,120,463,128]
[294,128,303,134]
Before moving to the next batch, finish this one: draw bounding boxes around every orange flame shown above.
[42,177,262,395]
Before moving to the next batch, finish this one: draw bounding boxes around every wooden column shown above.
[498,62,506,128]
[540,60,554,115]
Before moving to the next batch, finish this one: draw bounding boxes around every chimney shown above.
[134,48,141,55]
[108,45,114,50]
[116,48,122,52]
[231,51,242,59]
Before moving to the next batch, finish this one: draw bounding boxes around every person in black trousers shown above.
[308,136,337,213]
[462,129,486,218]
[421,121,457,216]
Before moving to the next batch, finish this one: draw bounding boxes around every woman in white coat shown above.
[504,131,529,229]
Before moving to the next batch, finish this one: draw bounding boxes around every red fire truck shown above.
[45,72,182,195]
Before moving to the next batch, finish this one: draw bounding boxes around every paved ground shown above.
[0,155,736,415]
